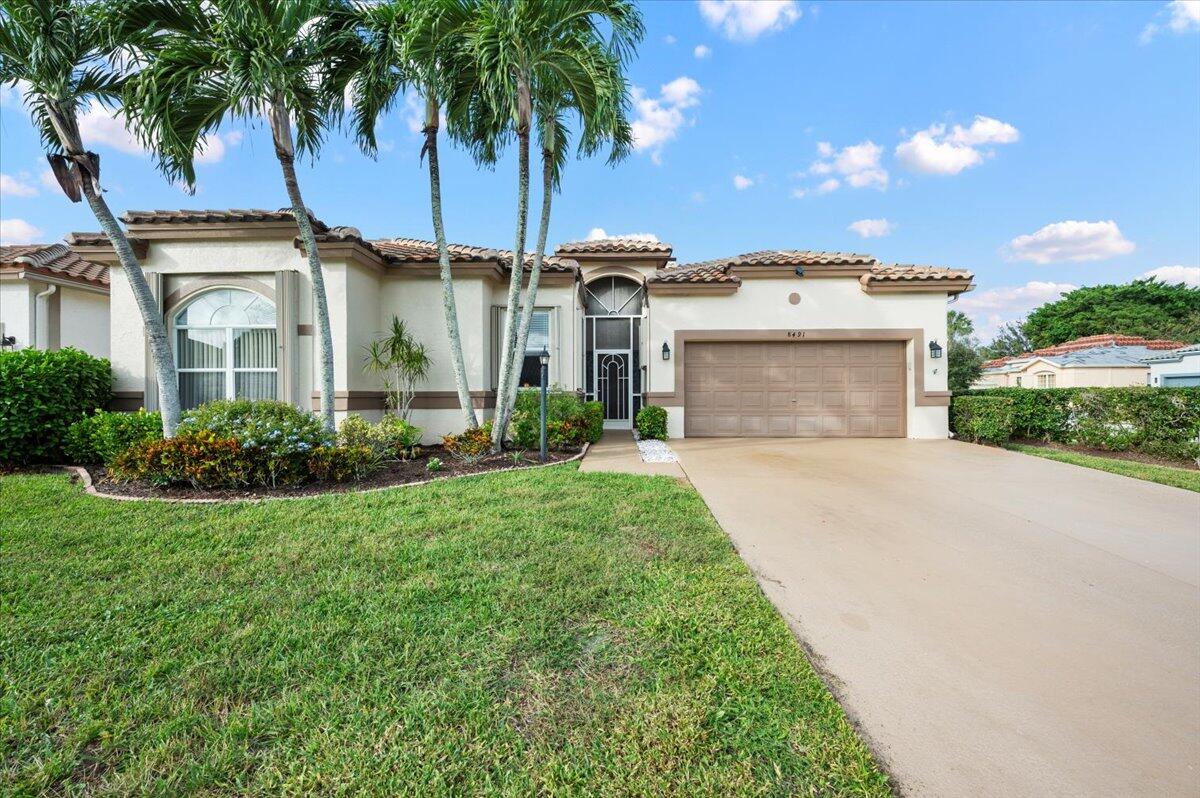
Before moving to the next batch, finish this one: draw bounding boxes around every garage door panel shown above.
[685,341,906,438]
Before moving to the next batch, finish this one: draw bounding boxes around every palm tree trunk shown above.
[270,101,336,433]
[80,181,183,437]
[424,93,478,430]
[496,146,554,438]
[491,80,533,450]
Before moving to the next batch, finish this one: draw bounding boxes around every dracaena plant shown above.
[116,0,346,431]
[0,0,183,436]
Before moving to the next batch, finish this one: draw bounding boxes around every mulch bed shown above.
[1012,439,1199,471]
[79,445,582,501]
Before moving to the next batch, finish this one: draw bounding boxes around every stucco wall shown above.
[980,360,1149,388]
[1149,354,1200,386]
[647,278,951,439]
[0,281,30,349]
[59,286,109,358]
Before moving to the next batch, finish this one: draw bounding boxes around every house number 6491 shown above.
[787,331,806,338]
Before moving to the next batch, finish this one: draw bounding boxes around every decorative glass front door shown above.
[583,277,644,429]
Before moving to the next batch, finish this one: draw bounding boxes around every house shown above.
[1144,344,1200,387]
[75,208,974,441]
[973,334,1187,389]
[0,244,109,357]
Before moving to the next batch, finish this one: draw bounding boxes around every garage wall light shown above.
[929,340,943,359]
[662,341,671,361]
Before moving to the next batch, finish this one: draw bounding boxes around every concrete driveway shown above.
[672,438,1200,798]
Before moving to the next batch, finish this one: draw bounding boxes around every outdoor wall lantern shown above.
[662,341,671,361]
[929,339,943,359]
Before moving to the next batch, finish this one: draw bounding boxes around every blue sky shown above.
[1,0,1198,340]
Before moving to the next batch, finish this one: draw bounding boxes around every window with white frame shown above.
[173,288,277,408]
[517,309,551,387]
[1036,372,1055,388]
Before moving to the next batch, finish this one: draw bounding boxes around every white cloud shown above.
[733,174,754,190]
[664,34,677,45]
[1142,265,1200,286]
[195,130,242,164]
[39,169,61,191]
[957,281,1078,341]
[815,178,840,194]
[1004,220,1136,264]
[1141,0,1200,43]
[0,79,30,107]
[847,218,895,238]
[585,228,660,242]
[0,218,44,245]
[698,0,800,41]
[694,44,712,59]
[0,173,38,198]
[76,100,240,165]
[631,77,702,164]
[807,140,887,191]
[789,187,807,199]
[895,115,1019,176]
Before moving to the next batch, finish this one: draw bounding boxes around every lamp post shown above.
[539,346,550,462]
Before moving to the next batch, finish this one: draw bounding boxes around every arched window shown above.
[583,275,643,316]
[173,288,277,408]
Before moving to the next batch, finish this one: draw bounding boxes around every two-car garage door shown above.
[684,341,906,437]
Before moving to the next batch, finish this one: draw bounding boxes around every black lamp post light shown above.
[929,339,943,359]
[539,346,550,463]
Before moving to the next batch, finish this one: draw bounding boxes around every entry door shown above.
[586,315,639,429]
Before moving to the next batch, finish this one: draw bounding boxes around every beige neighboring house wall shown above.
[0,244,109,358]
[93,209,973,441]
[975,358,1149,389]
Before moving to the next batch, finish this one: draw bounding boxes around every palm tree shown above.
[468,0,642,448]
[0,0,183,436]
[326,0,481,430]
[117,0,342,432]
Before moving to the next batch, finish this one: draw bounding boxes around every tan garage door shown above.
[684,341,905,437]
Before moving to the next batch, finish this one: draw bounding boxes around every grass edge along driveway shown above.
[1006,443,1200,493]
[1,466,890,796]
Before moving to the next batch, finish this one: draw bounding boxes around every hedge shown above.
[636,405,668,440]
[509,390,602,451]
[0,348,111,463]
[952,396,1015,445]
[951,387,1200,463]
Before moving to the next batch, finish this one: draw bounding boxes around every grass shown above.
[0,466,889,796]
[1007,443,1200,492]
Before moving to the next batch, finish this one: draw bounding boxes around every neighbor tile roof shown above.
[0,243,108,287]
[1143,343,1200,363]
[120,208,329,232]
[982,335,1188,371]
[555,238,673,256]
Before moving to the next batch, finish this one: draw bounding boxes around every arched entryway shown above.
[583,275,644,429]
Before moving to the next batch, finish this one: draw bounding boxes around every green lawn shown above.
[1,467,889,796]
[1007,443,1200,492]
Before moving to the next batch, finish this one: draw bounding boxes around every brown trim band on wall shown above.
[296,324,314,336]
[110,391,147,411]
[309,390,498,412]
[644,328,951,408]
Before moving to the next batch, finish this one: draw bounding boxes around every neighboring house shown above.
[77,208,973,441]
[0,244,110,357]
[973,335,1186,390]
[1144,344,1200,387]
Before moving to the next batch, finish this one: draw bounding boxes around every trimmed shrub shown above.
[582,401,604,443]
[338,414,422,460]
[952,387,1200,463]
[509,389,593,450]
[952,396,1015,445]
[179,399,332,487]
[0,348,111,463]
[110,431,250,489]
[307,445,382,482]
[636,405,668,441]
[443,422,493,461]
[65,409,162,464]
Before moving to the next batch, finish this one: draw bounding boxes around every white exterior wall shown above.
[978,359,1150,388]
[647,278,951,439]
[59,287,109,357]
[1149,353,1200,385]
[0,281,30,349]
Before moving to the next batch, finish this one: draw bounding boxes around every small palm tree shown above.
[0,0,184,436]
[117,0,342,432]
[467,0,643,449]
[363,316,432,421]
[327,0,480,430]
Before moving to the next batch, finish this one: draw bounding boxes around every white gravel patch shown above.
[637,439,678,463]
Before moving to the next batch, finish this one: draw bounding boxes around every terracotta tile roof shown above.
[982,335,1188,372]
[862,264,974,284]
[555,238,673,256]
[650,261,741,284]
[0,243,108,287]
[369,236,576,272]
[1030,335,1186,356]
[120,208,329,232]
